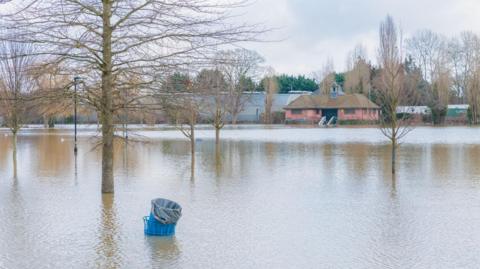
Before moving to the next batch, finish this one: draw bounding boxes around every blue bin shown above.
[144,213,176,236]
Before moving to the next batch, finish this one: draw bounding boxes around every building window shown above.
[344,108,355,115]
[291,109,303,115]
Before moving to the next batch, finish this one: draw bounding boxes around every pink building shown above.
[284,93,380,124]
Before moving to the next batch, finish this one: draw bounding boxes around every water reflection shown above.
[34,134,72,177]
[95,194,122,269]
[0,128,480,268]
[145,237,181,267]
[12,147,17,180]
[215,144,222,178]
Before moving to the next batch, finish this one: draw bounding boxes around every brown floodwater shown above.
[0,126,480,268]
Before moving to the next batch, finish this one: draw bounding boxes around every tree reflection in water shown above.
[95,194,122,269]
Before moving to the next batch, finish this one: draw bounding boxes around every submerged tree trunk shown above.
[43,115,48,128]
[12,131,17,178]
[231,113,238,125]
[391,137,397,175]
[215,127,220,147]
[101,1,114,193]
[190,122,195,163]
[101,111,114,193]
[190,122,195,180]
[215,140,222,176]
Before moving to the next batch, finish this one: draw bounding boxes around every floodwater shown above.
[0,126,480,269]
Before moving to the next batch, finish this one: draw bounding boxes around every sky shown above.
[238,0,480,75]
[2,0,480,76]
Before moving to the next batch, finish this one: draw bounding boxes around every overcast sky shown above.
[239,0,480,75]
[2,0,479,76]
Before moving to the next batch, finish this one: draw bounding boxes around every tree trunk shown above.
[43,115,48,128]
[101,1,114,193]
[215,127,220,147]
[12,131,17,178]
[215,143,221,176]
[190,123,195,160]
[231,113,238,125]
[190,123,195,180]
[101,112,114,193]
[12,131,17,156]
[265,98,272,124]
[48,117,55,128]
[391,138,397,175]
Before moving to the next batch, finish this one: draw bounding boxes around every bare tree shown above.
[344,54,371,96]
[430,53,451,124]
[0,38,35,169]
[31,65,73,128]
[262,67,278,124]
[375,15,415,175]
[447,32,480,123]
[162,74,202,178]
[447,37,468,103]
[467,69,480,124]
[314,58,335,95]
[345,43,368,71]
[216,49,264,124]
[195,69,227,147]
[407,30,450,124]
[407,30,445,82]
[1,0,264,193]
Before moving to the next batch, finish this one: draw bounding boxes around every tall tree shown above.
[407,30,445,82]
[262,67,278,124]
[345,43,368,71]
[375,15,415,175]
[195,69,227,147]
[162,74,201,178]
[31,65,72,128]
[216,49,264,124]
[448,32,480,122]
[407,30,450,124]
[314,58,335,95]
[1,0,262,193]
[0,38,35,172]
[344,56,372,96]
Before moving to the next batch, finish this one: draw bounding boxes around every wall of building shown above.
[285,109,322,122]
[235,93,308,123]
[338,108,379,121]
[286,108,379,123]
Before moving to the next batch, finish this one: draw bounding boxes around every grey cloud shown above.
[240,0,480,74]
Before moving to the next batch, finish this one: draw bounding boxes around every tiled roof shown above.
[284,93,379,109]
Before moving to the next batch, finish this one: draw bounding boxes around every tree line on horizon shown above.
[316,28,480,125]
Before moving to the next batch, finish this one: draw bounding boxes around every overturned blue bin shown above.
[144,198,182,236]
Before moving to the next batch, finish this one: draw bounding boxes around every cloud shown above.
[239,0,480,75]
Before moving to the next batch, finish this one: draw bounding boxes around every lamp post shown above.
[73,76,81,154]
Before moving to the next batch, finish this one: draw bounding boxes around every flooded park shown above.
[0,126,479,268]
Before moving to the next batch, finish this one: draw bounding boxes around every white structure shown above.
[397,106,431,114]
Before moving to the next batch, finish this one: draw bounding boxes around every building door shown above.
[322,109,338,122]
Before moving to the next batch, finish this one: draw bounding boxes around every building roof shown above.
[242,92,310,112]
[284,93,379,110]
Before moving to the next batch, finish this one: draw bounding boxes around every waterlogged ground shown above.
[0,126,480,268]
